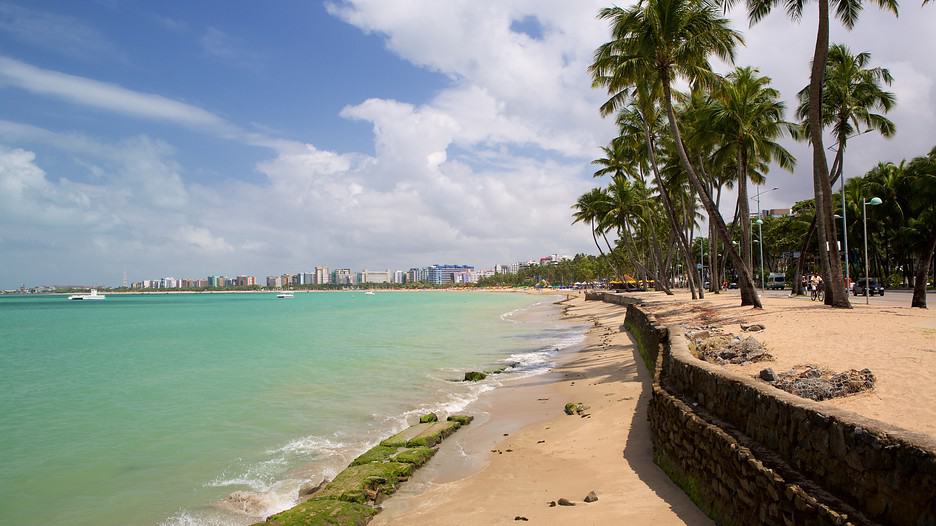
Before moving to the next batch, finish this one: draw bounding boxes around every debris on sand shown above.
[765,364,875,401]
[689,333,773,365]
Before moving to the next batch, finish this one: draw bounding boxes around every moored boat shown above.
[68,289,106,301]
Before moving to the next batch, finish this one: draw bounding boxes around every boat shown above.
[68,289,106,301]
[277,292,294,299]
[364,291,375,295]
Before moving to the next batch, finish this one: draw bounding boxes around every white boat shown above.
[277,292,294,299]
[68,289,106,301]
[364,291,375,295]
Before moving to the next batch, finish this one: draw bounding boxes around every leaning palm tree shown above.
[590,0,761,307]
[723,0,899,308]
[710,66,796,285]
[790,44,896,296]
[572,188,613,259]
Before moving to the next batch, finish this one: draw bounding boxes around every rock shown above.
[464,371,487,382]
[759,368,777,382]
[548,501,557,507]
[219,491,269,515]
[514,516,529,521]
[446,414,474,425]
[564,402,586,415]
[741,323,765,332]
[584,491,598,503]
[557,498,575,506]
[298,477,329,497]
[418,412,438,423]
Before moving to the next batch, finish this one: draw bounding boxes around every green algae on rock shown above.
[418,412,438,423]
[313,462,415,504]
[257,499,377,526]
[350,445,398,466]
[393,446,436,467]
[446,414,474,425]
[463,371,487,381]
[405,420,461,448]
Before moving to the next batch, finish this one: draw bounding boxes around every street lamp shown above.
[751,186,778,290]
[862,196,882,305]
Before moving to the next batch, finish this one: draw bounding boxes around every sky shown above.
[0,0,934,288]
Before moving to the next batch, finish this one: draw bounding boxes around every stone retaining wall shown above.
[585,293,936,526]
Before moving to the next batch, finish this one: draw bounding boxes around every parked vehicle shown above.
[854,278,885,296]
[766,273,786,290]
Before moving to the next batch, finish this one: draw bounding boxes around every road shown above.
[756,288,936,307]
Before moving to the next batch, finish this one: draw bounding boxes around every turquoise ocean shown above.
[0,291,584,526]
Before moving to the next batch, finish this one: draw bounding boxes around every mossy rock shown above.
[350,445,397,466]
[463,371,487,382]
[406,420,461,448]
[446,414,474,425]
[393,446,436,466]
[380,423,432,448]
[314,462,415,504]
[418,412,438,423]
[564,402,585,415]
[260,498,377,526]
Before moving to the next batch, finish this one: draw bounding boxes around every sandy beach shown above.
[633,290,936,438]
[371,295,710,525]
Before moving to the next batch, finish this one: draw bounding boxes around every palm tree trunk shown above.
[661,77,761,308]
[911,229,936,308]
[792,143,844,295]
[641,119,700,299]
[738,150,754,279]
[591,220,606,257]
[809,0,850,308]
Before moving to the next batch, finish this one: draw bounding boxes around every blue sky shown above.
[1,1,935,288]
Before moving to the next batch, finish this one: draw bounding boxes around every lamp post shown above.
[751,186,778,290]
[862,197,882,305]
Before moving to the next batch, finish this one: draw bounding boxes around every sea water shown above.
[0,291,584,525]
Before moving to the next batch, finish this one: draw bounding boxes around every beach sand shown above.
[371,296,710,526]
[635,290,936,438]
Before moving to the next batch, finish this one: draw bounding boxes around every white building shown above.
[392,270,405,284]
[314,266,330,285]
[360,270,391,284]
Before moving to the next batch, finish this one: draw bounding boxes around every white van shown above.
[766,273,786,290]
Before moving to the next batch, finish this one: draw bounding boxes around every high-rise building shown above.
[314,266,330,285]
[332,268,353,285]
[302,272,315,285]
[360,270,391,284]
[160,277,178,289]
[407,267,429,283]
[266,275,283,288]
[392,270,404,284]
[236,275,255,287]
[427,265,475,285]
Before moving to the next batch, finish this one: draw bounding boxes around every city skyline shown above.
[1,2,935,289]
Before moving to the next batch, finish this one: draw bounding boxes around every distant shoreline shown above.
[3,287,568,296]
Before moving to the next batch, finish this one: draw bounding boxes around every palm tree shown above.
[590,0,762,307]
[791,44,896,296]
[572,188,613,259]
[905,148,936,308]
[710,67,796,287]
[725,0,898,308]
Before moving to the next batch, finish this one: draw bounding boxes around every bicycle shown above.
[810,287,824,302]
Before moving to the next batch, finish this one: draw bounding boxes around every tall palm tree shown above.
[710,67,796,285]
[906,148,936,308]
[590,0,762,307]
[791,44,896,296]
[725,0,898,308]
